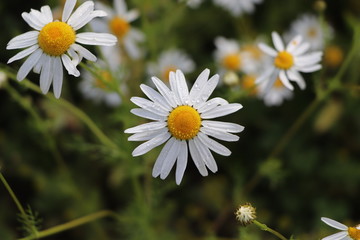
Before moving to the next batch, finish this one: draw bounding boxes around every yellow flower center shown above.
[307,27,317,38]
[167,105,201,140]
[162,66,177,82]
[348,226,360,240]
[109,17,130,39]
[94,71,113,90]
[241,75,257,95]
[274,51,294,70]
[222,54,241,70]
[38,22,76,56]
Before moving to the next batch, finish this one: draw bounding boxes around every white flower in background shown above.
[258,77,293,106]
[92,0,145,60]
[78,62,122,107]
[214,36,255,77]
[286,14,330,50]
[213,0,263,17]
[256,31,322,93]
[147,49,195,83]
[179,0,204,8]
[125,69,244,185]
[235,203,256,226]
[6,0,117,98]
[321,217,360,240]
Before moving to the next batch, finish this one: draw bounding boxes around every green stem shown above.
[0,172,26,216]
[253,220,288,240]
[18,210,118,240]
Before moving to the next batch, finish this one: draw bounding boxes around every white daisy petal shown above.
[76,33,117,46]
[71,10,107,31]
[287,69,306,90]
[197,97,228,113]
[321,217,349,231]
[279,70,294,90]
[286,35,303,52]
[52,57,63,99]
[256,66,275,84]
[193,74,219,108]
[140,84,172,111]
[8,45,39,64]
[28,9,49,26]
[151,76,177,108]
[33,54,45,74]
[130,108,166,121]
[67,1,94,27]
[322,231,348,240]
[297,64,322,73]
[40,5,53,23]
[201,103,242,119]
[71,43,97,62]
[202,120,244,133]
[17,49,43,81]
[21,12,44,30]
[200,127,240,142]
[114,0,128,16]
[169,71,182,106]
[61,54,80,77]
[189,139,208,176]
[125,9,140,22]
[7,31,39,50]
[132,131,171,157]
[258,43,277,57]
[272,31,284,51]
[39,55,53,94]
[152,137,176,178]
[130,97,168,116]
[292,42,310,56]
[175,141,188,185]
[193,137,218,173]
[175,70,190,104]
[125,121,167,134]
[189,68,210,102]
[62,0,77,22]
[197,132,231,156]
[160,139,181,180]
[129,128,168,142]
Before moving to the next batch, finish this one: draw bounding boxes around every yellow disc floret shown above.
[38,22,76,56]
[162,66,177,82]
[167,105,201,140]
[222,54,241,70]
[348,226,360,240]
[109,17,130,39]
[94,71,113,90]
[274,51,294,70]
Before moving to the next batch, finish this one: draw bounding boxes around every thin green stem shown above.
[18,210,118,240]
[0,172,26,216]
[253,220,288,240]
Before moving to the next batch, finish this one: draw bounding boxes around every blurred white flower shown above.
[214,36,255,77]
[258,77,293,106]
[78,62,122,107]
[286,14,332,50]
[213,0,263,17]
[180,0,204,8]
[321,217,360,240]
[235,203,256,226]
[91,0,145,60]
[147,49,195,83]
[6,0,117,98]
[256,31,322,93]
[125,69,244,184]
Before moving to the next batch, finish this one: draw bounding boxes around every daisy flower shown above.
[286,14,331,50]
[6,0,117,98]
[258,77,293,106]
[256,31,323,93]
[125,69,244,185]
[321,217,360,240]
[92,0,145,59]
[235,203,256,226]
[213,0,263,17]
[78,61,122,107]
[147,49,195,83]
[214,36,255,77]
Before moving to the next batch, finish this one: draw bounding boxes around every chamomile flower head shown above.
[235,203,256,226]
[256,31,323,94]
[6,0,117,98]
[92,0,145,59]
[125,69,244,185]
[213,0,263,17]
[286,14,331,50]
[258,77,293,106]
[147,49,195,83]
[78,62,122,107]
[321,217,360,240]
[214,36,254,77]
